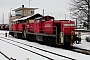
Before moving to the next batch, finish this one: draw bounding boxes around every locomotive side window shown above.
[18,21,21,23]
[16,21,19,23]
[36,20,39,23]
[41,18,45,22]
[51,19,54,21]
[18,20,26,23]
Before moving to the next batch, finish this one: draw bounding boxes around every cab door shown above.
[56,23,61,44]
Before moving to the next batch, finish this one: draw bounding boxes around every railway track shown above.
[0,39,54,60]
[0,51,16,60]
[71,46,90,55]
[0,51,10,60]
[75,29,90,32]
[59,45,90,56]
[0,36,76,60]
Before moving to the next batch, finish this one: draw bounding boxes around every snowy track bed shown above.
[0,51,15,60]
[0,30,90,60]
[0,39,47,60]
[0,37,75,60]
[0,37,90,60]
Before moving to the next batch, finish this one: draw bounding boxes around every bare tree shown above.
[69,0,90,29]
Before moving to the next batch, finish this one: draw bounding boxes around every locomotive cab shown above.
[54,20,80,46]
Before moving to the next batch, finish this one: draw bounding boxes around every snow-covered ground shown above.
[0,30,90,60]
[74,32,90,50]
[0,53,8,60]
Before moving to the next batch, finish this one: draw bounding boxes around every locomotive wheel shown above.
[64,37,70,46]
[49,37,56,46]
[33,35,36,41]
[43,36,56,46]
[17,33,22,39]
[43,36,48,44]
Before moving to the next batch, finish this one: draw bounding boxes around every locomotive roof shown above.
[18,13,43,21]
[35,17,43,20]
[13,19,19,22]
[46,16,54,19]
[13,14,55,21]
[12,13,43,22]
[27,13,43,20]
[35,15,55,20]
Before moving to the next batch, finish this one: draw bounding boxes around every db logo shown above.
[45,24,51,27]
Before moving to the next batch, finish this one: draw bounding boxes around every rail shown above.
[0,51,16,60]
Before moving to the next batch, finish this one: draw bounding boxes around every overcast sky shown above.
[0,0,71,24]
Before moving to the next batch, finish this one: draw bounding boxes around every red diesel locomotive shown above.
[0,24,9,30]
[9,14,81,46]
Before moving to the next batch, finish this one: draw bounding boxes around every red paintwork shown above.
[11,16,75,36]
[25,23,30,32]
[28,19,75,35]
[18,23,23,32]
[1,25,4,29]
[12,24,16,31]
[42,21,53,34]
[12,23,18,31]
[5,25,9,29]
[34,20,41,33]
[53,20,75,35]
[45,16,50,21]
[61,20,75,35]
[29,23,34,32]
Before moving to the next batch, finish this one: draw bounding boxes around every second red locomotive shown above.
[9,13,81,46]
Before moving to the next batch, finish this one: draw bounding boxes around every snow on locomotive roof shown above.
[35,17,43,20]
[12,14,55,22]
[18,13,43,21]
[18,15,31,21]
[27,13,43,20]
[35,16,55,20]
[13,19,19,22]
